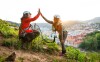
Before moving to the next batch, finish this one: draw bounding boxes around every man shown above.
[19,9,40,49]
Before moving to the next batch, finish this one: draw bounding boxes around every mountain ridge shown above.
[86,17,100,24]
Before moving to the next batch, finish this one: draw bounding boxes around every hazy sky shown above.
[0,0,100,23]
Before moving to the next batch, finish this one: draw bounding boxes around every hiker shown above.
[40,11,67,55]
[19,9,40,48]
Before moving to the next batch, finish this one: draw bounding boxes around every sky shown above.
[0,0,100,23]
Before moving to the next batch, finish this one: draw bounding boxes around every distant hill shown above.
[62,20,82,28]
[32,23,51,28]
[86,17,100,24]
[31,21,82,31]
[31,23,52,31]
[6,20,82,29]
[7,21,20,27]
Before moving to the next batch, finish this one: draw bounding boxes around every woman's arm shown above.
[41,13,53,24]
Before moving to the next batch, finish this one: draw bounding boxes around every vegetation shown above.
[65,46,100,62]
[0,56,4,62]
[79,31,100,51]
[0,19,18,38]
[0,19,100,62]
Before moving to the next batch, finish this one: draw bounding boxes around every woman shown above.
[41,12,67,55]
[19,9,40,48]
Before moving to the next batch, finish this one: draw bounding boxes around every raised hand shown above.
[40,10,53,24]
[38,8,41,14]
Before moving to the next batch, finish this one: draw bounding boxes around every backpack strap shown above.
[20,24,31,36]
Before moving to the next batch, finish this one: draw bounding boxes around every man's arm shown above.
[26,9,40,22]
[29,12,40,21]
[41,13,53,24]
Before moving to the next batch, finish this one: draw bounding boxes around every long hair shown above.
[53,17,62,25]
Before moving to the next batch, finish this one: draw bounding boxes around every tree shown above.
[95,33,100,49]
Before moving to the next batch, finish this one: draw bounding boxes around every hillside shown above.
[0,19,67,62]
[0,46,67,62]
[0,19,100,62]
[0,19,18,38]
[7,21,20,27]
[0,19,66,62]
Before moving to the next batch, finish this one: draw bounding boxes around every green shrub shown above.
[46,42,59,54]
[96,33,100,40]
[65,46,80,59]
[31,36,44,52]
[2,37,22,49]
[86,52,99,62]
[64,47,100,62]
[78,52,86,62]
[30,36,59,53]
[14,40,22,50]
[0,56,4,62]
[2,38,15,47]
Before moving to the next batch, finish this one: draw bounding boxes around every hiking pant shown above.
[59,31,68,54]
[19,30,40,42]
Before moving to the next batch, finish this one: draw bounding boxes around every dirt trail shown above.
[0,46,47,62]
[15,50,48,62]
[0,45,65,62]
